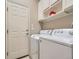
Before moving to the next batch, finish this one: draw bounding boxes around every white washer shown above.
[39,29,73,59]
[30,30,52,59]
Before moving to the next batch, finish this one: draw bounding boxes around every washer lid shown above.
[31,34,41,39]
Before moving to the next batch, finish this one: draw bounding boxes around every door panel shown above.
[7,2,30,59]
[8,2,29,31]
[7,0,29,7]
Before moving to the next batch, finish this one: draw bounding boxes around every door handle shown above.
[26,33,29,35]
[7,52,8,56]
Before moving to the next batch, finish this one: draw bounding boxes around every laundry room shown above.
[6,0,73,59]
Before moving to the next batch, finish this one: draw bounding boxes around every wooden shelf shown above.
[43,0,62,17]
[43,0,62,13]
[39,5,73,22]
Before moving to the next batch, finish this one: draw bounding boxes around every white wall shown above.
[42,14,73,29]
[30,0,41,34]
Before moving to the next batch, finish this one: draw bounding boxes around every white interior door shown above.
[7,2,30,59]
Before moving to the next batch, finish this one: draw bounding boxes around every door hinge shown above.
[7,7,8,12]
[7,30,8,34]
[7,52,8,56]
